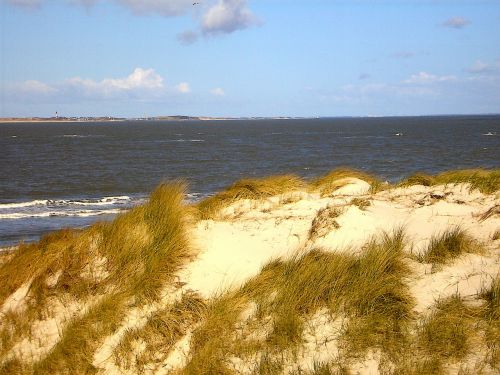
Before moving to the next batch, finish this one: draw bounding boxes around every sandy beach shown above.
[0,170,498,374]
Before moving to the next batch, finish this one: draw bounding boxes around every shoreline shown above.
[2,113,500,123]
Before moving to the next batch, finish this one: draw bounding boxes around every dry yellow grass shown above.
[114,291,206,372]
[1,182,195,373]
[310,167,383,196]
[196,174,305,219]
[182,229,413,373]
[401,169,500,194]
[418,227,481,266]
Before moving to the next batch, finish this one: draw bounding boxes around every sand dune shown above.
[0,171,498,374]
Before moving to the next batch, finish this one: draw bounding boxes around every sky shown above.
[1,0,500,117]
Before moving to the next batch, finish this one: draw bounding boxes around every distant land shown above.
[0,115,302,123]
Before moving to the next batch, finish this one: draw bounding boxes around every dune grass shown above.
[32,292,128,374]
[196,174,305,220]
[418,227,480,266]
[418,295,479,361]
[0,358,26,375]
[308,206,343,241]
[0,228,80,307]
[492,229,500,241]
[310,361,351,375]
[182,292,250,374]
[310,168,382,197]
[0,182,195,373]
[393,280,500,375]
[181,229,413,373]
[194,168,498,222]
[196,168,382,220]
[340,229,413,357]
[401,169,500,194]
[114,291,206,372]
[350,197,371,210]
[480,276,500,370]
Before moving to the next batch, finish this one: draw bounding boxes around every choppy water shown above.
[1,116,499,246]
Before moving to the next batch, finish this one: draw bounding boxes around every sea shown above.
[1,115,499,247]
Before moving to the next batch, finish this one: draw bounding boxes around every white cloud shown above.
[9,68,165,102]
[5,0,260,38]
[15,80,57,94]
[102,67,164,90]
[202,0,258,35]
[404,72,456,84]
[210,87,225,96]
[442,16,469,29]
[466,59,500,74]
[175,82,191,93]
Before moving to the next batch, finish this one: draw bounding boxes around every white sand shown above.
[180,181,499,301]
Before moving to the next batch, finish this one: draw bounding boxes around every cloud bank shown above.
[7,68,194,102]
[5,0,259,38]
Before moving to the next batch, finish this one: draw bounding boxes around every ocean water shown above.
[1,116,499,247]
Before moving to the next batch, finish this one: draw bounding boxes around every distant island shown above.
[0,115,302,123]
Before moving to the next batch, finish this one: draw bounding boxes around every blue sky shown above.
[1,0,500,117]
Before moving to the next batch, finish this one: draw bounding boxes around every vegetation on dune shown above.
[401,168,500,194]
[197,174,305,219]
[491,229,500,241]
[310,167,383,196]
[350,197,371,210]
[0,182,194,373]
[114,291,206,372]
[182,229,414,373]
[196,168,386,220]
[418,227,481,266]
[418,295,479,361]
[195,167,498,221]
[308,206,343,241]
[394,294,484,374]
[1,168,499,373]
[480,276,500,370]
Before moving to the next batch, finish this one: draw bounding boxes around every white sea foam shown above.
[0,209,123,220]
[0,200,49,209]
[59,135,105,138]
[0,196,130,209]
[54,196,131,206]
